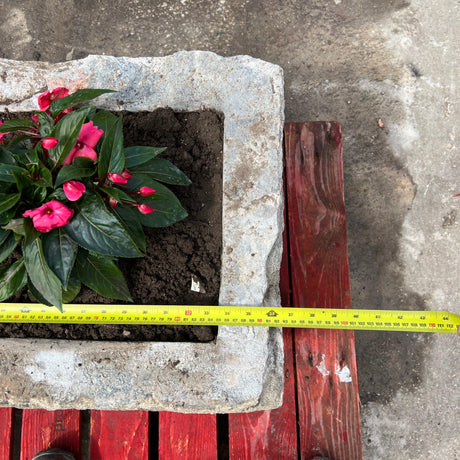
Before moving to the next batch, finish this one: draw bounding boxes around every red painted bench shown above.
[0,122,362,459]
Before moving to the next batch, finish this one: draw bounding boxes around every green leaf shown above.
[12,147,39,166]
[0,232,18,263]
[127,175,188,227]
[77,252,132,301]
[23,237,63,310]
[42,228,78,289]
[23,218,40,245]
[65,191,141,258]
[50,89,116,117]
[0,227,10,245]
[99,186,136,204]
[98,116,124,178]
[37,112,54,138]
[29,268,81,305]
[0,119,34,133]
[112,205,146,254]
[34,167,53,188]
[48,106,92,165]
[55,162,96,188]
[0,147,17,165]
[48,188,67,201]
[2,218,25,236]
[0,193,20,214]
[62,269,81,303]
[0,258,27,302]
[12,170,31,192]
[131,158,191,185]
[90,110,118,141]
[0,164,27,183]
[124,146,166,168]
[0,206,18,225]
[28,281,52,306]
[32,186,48,203]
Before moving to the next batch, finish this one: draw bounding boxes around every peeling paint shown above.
[335,364,353,383]
[316,354,330,377]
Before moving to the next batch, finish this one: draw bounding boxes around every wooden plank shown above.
[158,413,217,460]
[0,407,14,460]
[90,410,148,460]
[228,328,297,459]
[20,409,81,460]
[284,122,362,460]
[228,199,298,459]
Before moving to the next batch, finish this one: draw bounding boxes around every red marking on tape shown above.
[429,323,436,327]
[174,316,181,321]
[94,316,99,320]
[257,318,262,322]
[185,310,192,316]
[341,321,348,325]
[14,315,19,319]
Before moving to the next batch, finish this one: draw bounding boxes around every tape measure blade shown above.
[0,303,458,333]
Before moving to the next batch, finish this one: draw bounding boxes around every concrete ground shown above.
[0,1,458,458]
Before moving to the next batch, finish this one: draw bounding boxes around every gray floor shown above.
[1,1,458,458]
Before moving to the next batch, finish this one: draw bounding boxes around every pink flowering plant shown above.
[0,88,189,310]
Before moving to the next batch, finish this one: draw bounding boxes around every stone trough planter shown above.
[0,52,285,413]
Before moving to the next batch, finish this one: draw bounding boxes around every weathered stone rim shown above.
[0,52,285,413]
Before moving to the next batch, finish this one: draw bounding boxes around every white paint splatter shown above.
[335,364,353,383]
[316,354,330,377]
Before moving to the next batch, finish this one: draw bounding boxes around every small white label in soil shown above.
[191,275,206,293]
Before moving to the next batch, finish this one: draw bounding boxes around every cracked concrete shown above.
[0,0,459,457]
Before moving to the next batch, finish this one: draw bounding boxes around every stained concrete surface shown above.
[0,0,458,458]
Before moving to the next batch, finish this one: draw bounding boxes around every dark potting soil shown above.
[0,109,223,342]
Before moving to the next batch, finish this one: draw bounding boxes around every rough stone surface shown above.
[0,52,285,412]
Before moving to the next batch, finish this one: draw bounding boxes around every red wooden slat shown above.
[90,410,148,460]
[159,413,217,460]
[20,409,81,460]
[228,197,297,459]
[228,328,297,459]
[0,407,14,460]
[285,122,362,460]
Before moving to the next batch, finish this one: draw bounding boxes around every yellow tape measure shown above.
[0,303,459,334]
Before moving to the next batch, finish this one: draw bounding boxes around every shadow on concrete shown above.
[344,136,433,405]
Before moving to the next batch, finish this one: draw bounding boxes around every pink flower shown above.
[32,114,39,123]
[38,87,69,111]
[0,121,9,144]
[63,181,86,201]
[138,187,156,197]
[136,204,155,214]
[108,173,128,184]
[109,197,118,209]
[63,121,103,165]
[41,137,58,149]
[23,200,74,233]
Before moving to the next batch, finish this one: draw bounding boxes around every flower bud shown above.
[109,197,118,209]
[122,168,133,179]
[138,186,156,197]
[137,204,155,214]
[108,173,128,184]
[41,137,59,149]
